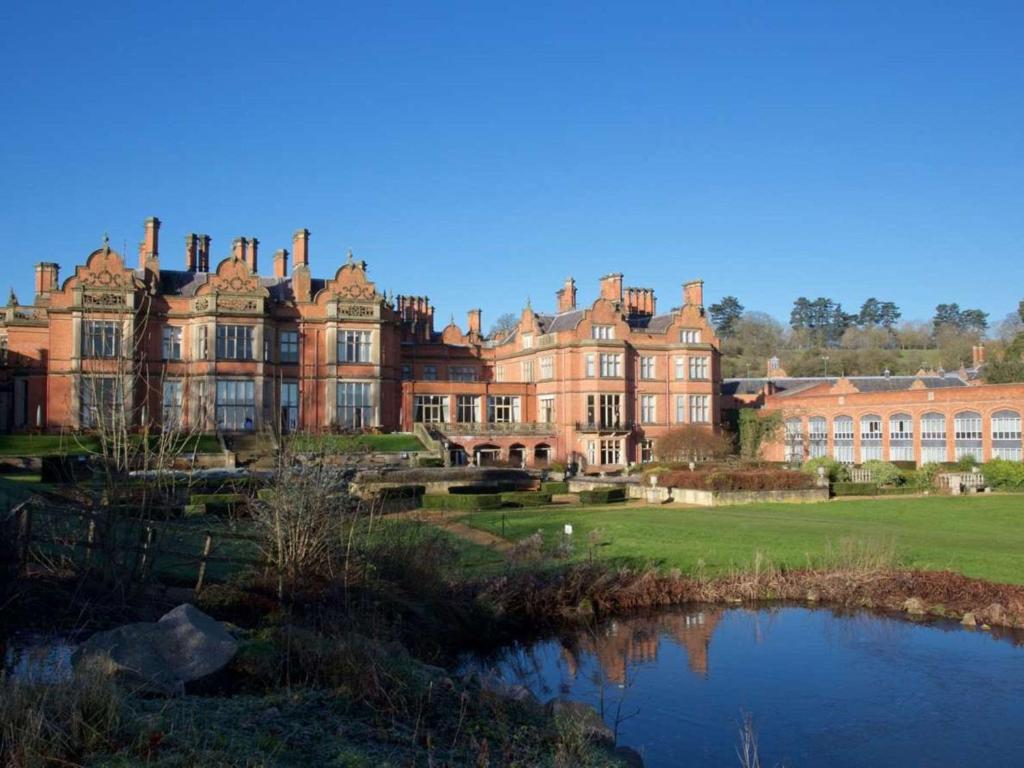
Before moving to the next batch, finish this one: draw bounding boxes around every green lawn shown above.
[465,496,1024,585]
[288,433,425,454]
[0,433,222,457]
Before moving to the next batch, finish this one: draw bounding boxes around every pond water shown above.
[471,607,1024,767]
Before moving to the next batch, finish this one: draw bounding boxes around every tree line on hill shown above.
[710,295,1024,382]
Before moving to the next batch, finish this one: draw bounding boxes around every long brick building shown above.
[0,217,722,469]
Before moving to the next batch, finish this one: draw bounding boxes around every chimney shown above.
[599,273,623,302]
[246,237,259,273]
[273,249,289,278]
[139,216,161,269]
[468,308,482,336]
[184,234,198,272]
[683,279,704,308]
[198,235,211,271]
[34,262,60,300]
[232,237,247,262]
[973,344,986,368]
[292,229,310,269]
[556,277,577,313]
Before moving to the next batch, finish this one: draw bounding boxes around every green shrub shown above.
[955,454,979,471]
[190,493,246,505]
[861,460,904,487]
[546,461,567,473]
[832,482,879,496]
[577,488,626,504]
[541,481,569,494]
[183,503,206,518]
[420,493,503,510]
[801,456,850,483]
[982,459,1024,489]
[913,463,943,489]
[500,491,553,507]
[415,456,445,468]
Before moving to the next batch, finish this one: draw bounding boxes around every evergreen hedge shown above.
[577,488,627,504]
[420,493,504,510]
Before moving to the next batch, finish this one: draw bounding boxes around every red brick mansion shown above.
[0,217,722,468]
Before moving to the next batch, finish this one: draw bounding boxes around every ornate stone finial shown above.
[7,287,18,307]
[450,313,455,325]
[346,249,354,265]
[102,232,110,253]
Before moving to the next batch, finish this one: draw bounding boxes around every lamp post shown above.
[822,356,830,377]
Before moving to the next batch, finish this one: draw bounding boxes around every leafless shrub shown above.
[508,531,545,565]
[736,711,762,768]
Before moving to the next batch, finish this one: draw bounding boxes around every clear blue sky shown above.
[1,1,1021,330]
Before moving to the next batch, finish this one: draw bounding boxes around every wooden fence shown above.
[11,501,268,595]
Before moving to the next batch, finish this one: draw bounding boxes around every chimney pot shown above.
[292,228,310,269]
[273,249,289,278]
[185,233,198,272]
[246,237,259,273]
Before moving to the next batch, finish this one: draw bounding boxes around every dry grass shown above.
[0,667,123,768]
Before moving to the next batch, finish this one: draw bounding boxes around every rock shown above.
[903,598,927,615]
[961,612,977,627]
[545,699,614,744]
[977,603,1008,627]
[477,670,539,706]
[72,604,238,695]
[805,590,820,603]
[614,745,645,767]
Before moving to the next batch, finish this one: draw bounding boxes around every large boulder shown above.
[72,604,237,695]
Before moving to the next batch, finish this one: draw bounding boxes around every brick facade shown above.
[0,217,722,469]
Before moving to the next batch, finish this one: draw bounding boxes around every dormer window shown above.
[593,325,615,340]
[679,329,701,344]
[522,334,534,349]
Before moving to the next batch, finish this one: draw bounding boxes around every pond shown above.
[469,607,1024,767]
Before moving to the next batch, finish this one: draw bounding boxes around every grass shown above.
[0,433,222,457]
[465,496,1024,585]
[288,433,425,453]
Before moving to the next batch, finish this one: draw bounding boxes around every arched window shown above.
[808,417,828,459]
[859,414,883,462]
[991,410,1022,461]
[784,418,805,463]
[833,416,854,464]
[888,413,914,462]
[953,411,983,462]
[920,412,947,464]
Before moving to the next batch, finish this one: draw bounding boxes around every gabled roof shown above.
[536,309,586,334]
[722,374,969,398]
[627,313,676,333]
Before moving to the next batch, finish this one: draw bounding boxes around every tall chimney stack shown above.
[198,235,211,271]
[232,237,247,262]
[273,249,289,278]
[34,262,60,302]
[683,280,704,308]
[246,237,259,273]
[185,234,198,272]
[556,277,576,313]
[139,216,161,269]
[292,229,310,269]
[599,273,623,302]
[468,308,482,337]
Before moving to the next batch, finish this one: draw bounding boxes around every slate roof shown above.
[536,310,586,334]
[722,374,969,397]
[627,313,676,333]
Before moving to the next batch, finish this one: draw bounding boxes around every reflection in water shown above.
[478,607,1024,768]
[561,609,724,683]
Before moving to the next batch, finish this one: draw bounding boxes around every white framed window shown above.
[216,379,256,431]
[679,329,701,344]
[920,412,948,464]
[587,440,596,465]
[808,416,827,459]
[674,356,685,380]
[640,439,655,463]
[599,353,622,378]
[640,394,656,424]
[599,438,621,465]
[833,416,854,464]
[640,356,655,380]
[889,413,914,462]
[585,354,595,378]
[540,356,554,380]
[522,334,534,349]
[675,395,686,424]
[338,330,371,363]
[495,365,506,382]
[593,325,615,340]
[456,395,479,423]
[784,418,804,463]
[280,381,299,432]
[216,325,254,360]
[414,394,448,424]
[279,330,299,363]
[521,360,534,382]
[162,379,183,428]
[688,356,709,381]
[82,320,121,358]
[81,377,123,428]
[450,366,477,382]
[539,396,555,424]
[992,410,1022,461]
[488,395,520,423]
[338,382,373,428]
[585,394,621,428]
[688,395,710,424]
[860,414,883,462]
[162,326,182,360]
[954,411,983,461]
